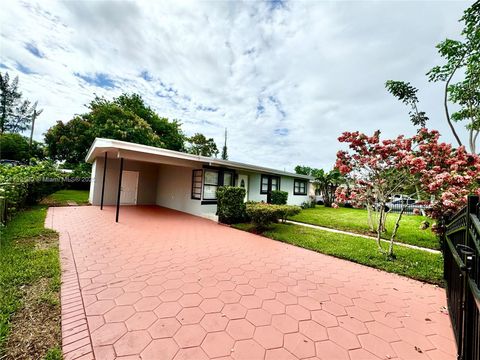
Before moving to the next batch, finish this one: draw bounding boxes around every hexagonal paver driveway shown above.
[47,206,456,360]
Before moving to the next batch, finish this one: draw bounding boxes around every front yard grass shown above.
[42,189,89,206]
[233,222,443,286]
[0,206,61,359]
[289,206,439,250]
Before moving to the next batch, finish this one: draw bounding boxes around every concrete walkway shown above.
[286,220,441,254]
[47,206,455,360]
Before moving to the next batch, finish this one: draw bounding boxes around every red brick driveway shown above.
[47,206,455,360]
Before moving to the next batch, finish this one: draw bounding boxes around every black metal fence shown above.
[443,196,480,360]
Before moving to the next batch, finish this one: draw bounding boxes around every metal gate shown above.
[444,196,480,360]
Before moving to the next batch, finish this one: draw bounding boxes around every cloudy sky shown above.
[0,0,472,171]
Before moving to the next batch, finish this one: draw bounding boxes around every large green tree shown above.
[45,94,185,165]
[0,72,39,134]
[186,133,219,157]
[427,2,479,153]
[386,3,479,153]
[0,133,45,161]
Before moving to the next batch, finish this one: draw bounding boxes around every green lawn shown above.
[42,189,89,206]
[289,206,439,250]
[233,222,443,286]
[0,206,61,359]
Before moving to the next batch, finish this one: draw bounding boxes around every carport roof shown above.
[86,138,314,180]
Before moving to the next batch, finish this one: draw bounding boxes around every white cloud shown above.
[0,0,471,171]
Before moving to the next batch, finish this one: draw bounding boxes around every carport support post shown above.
[100,152,107,210]
[115,157,124,223]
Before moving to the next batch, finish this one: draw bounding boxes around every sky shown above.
[0,0,472,171]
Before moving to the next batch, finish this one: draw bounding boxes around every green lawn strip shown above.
[0,206,61,359]
[233,222,443,286]
[42,189,89,206]
[289,206,439,250]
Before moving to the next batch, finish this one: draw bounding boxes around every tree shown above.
[385,80,429,129]
[0,72,39,134]
[335,131,415,257]
[313,169,344,207]
[45,117,93,165]
[426,2,480,152]
[0,133,45,161]
[186,133,219,157]
[335,128,480,257]
[294,165,313,176]
[295,166,344,207]
[385,3,479,153]
[45,94,185,165]
[221,128,228,160]
[113,93,184,151]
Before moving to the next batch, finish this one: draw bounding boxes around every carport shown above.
[86,138,314,223]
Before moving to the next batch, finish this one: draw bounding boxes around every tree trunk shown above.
[376,204,386,254]
[366,203,374,232]
[388,206,406,257]
[444,65,463,147]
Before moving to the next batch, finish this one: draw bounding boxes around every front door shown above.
[120,171,139,205]
[238,174,249,202]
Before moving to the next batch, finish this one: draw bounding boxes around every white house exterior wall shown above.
[90,157,158,206]
[245,172,311,206]
[155,164,217,219]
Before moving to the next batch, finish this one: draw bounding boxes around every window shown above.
[223,171,233,186]
[261,175,269,194]
[260,175,280,194]
[294,179,307,195]
[203,169,219,200]
[271,177,279,191]
[191,170,203,199]
[199,168,235,201]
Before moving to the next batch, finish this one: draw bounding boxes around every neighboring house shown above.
[86,138,314,220]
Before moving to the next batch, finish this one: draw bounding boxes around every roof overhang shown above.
[86,138,314,180]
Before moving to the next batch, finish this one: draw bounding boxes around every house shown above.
[86,138,314,221]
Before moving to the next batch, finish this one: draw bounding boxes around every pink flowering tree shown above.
[399,129,480,229]
[335,128,480,257]
[335,131,416,256]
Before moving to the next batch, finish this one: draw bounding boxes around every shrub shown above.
[276,205,301,223]
[270,190,288,205]
[0,161,64,219]
[246,203,279,230]
[246,202,301,230]
[301,197,316,209]
[216,186,247,224]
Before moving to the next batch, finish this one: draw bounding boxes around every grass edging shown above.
[0,206,62,359]
[233,222,444,286]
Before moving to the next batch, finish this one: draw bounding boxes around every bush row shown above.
[246,202,301,230]
[216,186,302,229]
[0,161,65,220]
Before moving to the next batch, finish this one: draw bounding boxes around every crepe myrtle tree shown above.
[335,128,480,257]
[335,130,415,257]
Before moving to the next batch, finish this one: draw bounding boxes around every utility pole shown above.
[29,106,43,160]
[221,128,228,160]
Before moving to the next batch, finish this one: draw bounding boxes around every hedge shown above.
[0,161,64,220]
[246,202,301,230]
[216,186,247,224]
[271,190,288,205]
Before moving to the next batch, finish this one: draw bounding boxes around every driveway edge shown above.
[46,207,94,360]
